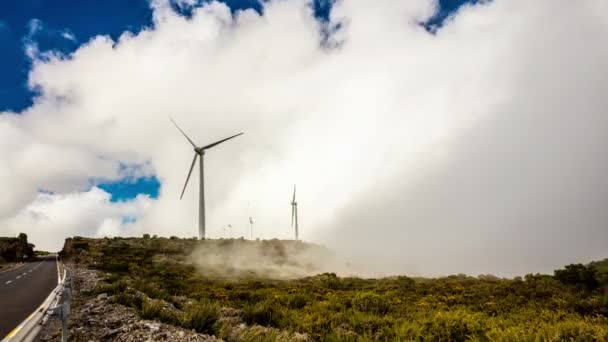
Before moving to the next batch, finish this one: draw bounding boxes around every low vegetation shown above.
[62,236,608,341]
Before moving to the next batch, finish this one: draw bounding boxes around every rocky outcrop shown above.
[58,237,86,259]
[34,264,218,342]
[35,263,314,342]
[0,233,34,262]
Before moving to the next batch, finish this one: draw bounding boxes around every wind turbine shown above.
[291,185,299,241]
[226,224,232,239]
[249,216,254,240]
[170,118,243,240]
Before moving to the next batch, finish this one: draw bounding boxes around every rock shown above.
[144,322,161,332]
[35,263,243,342]
[103,327,122,338]
[293,332,314,341]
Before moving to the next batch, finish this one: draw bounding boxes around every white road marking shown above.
[5,280,12,284]
[16,276,21,279]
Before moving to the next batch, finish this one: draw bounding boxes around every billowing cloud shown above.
[3,187,152,247]
[0,0,607,276]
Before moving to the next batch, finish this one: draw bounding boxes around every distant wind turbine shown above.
[291,185,299,241]
[170,118,243,240]
[249,216,254,240]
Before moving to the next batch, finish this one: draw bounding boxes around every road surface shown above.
[0,256,58,339]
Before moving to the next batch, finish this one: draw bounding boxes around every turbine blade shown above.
[293,184,296,202]
[291,205,295,228]
[180,153,198,199]
[170,118,197,148]
[201,132,244,150]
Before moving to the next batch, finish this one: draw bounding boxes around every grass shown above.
[63,236,608,341]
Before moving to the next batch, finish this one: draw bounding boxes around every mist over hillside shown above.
[187,239,359,279]
[61,236,358,279]
[53,236,608,341]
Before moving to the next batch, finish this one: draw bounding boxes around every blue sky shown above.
[0,0,473,202]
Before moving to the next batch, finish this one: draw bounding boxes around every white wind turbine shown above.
[291,185,299,241]
[249,216,254,240]
[170,118,244,240]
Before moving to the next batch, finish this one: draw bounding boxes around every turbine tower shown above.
[291,185,299,241]
[249,216,254,240]
[170,118,243,240]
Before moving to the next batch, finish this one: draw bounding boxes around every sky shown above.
[0,0,606,277]
[0,0,468,201]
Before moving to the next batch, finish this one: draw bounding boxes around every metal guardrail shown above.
[2,267,72,342]
[45,271,73,342]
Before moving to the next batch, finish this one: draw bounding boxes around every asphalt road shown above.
[0,256,58,339]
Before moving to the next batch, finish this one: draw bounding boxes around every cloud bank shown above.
[1,0,607,276]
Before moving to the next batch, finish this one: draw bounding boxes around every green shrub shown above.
[243,300,287,328]
[352,292,390,315]
[73,241,90,251]
[555,264,600,291]
[397,276,416,291]
[93,280,128,295]
[287,293,309,309]
[314,273,341,290]
[113,291,143,310]
[185,301,220,334]
[416,309,487,341]
[141,298,164,320]
[140,298,183,326]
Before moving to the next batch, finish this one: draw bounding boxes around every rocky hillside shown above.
[0,233,34,262]
[50,236,608,341]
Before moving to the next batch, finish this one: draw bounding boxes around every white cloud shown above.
[22,20,79,61]
[1,0,607,276]
[61,30,77,42]
[171,0,201,9]
[3,188,152,249]
[26,19,43,36]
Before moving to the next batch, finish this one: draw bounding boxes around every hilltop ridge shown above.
[60,236,345,279]
[40,235,608,341]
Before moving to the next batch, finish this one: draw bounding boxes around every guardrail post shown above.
[60,304,68,342]
[46,270,72,342]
